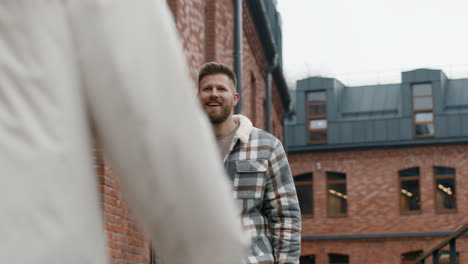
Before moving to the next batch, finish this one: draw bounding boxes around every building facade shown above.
[96,0,291,263]
[285,69,468,264]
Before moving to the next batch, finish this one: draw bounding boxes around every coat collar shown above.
[232,115,253,144]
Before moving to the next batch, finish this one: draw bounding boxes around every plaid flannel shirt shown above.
[224,115,301,264]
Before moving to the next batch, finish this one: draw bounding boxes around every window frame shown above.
[299,255,316,264]
[307,91,327,144]
[434,167,457,213]
[412,83,435,138]
[399,168,422,215]
[328,253,349,264]
[327,172,347,218]
[294,173,314,218]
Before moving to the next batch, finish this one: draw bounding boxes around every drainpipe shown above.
[234,0,242,114]
[266,54,278,133]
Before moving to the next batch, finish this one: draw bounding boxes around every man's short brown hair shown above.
[198,62,237,90]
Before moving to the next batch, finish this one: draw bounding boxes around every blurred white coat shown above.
[0,0,248,263]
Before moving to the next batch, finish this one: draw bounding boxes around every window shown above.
[399,168,421,213]
[412,83,434,137]
[294,173,313,216]
[307,91,327,144]
[327,172,347,217]
[439,251,459,264]
[329,253,349,264]
[300,255,316,264]
[434,167,456,212]
[401,250,423,264]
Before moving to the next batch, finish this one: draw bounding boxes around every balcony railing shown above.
[414,222,468,264]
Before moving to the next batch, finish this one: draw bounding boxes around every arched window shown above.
[399,168,421,213]
[434,167,456,212]
[329,253,349,264]
[401,250,423,264]
[294,173,313,216]
[327,172,347,217]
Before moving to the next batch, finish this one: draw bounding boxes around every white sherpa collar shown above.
[233,115,253,144]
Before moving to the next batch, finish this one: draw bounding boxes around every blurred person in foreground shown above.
[0,1,248,263]
[198,62,301,264]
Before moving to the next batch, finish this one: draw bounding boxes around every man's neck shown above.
[212,115,238,137]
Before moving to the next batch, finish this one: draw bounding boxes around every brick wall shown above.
[241,1,286,133]
[98,1,288,263]
[95,149,151,264]
[169,0,287,134]
[241,1,267,130]
[288,143,468,263]
[166,0,206,82]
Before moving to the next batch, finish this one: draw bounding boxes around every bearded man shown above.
[198,62,301,264]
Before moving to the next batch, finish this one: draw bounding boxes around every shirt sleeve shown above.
[264,139,302,264]
[66,1,249,263]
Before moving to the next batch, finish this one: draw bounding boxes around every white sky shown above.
[277,0,468,87]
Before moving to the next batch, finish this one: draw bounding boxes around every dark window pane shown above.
[328,183,347,215]
[434,167,455,175]
[413,97,433,110]
[295,173,313,182]
[328,172,346,181]
[309,130,327,142]
[309,119,327,129]
[296,185,313,215]
[300,255,315,264]
[399,168,419,177]
[329,254,349,263]
[436,178,456,210]
[401,251,423,264]
[308,103,326,116]
[401,180,420,211]
[413,83,432,96]
[329,183,346,195]
[415,123,434,136]
[307,91,326,102]
[415,112,433,122]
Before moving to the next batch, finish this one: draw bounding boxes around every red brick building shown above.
[285,69,468,263]
[96,0,290,263]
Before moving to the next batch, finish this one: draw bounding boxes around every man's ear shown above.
[232,93,240,107]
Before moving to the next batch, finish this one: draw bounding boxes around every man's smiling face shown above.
[199,73,239,124]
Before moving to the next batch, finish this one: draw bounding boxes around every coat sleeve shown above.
[66,1,248,263]
[264,140,302,264]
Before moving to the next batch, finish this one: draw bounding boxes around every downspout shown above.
[234,0,242,114]
[266,54,278,133]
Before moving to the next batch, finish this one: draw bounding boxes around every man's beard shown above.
[207,103,233,124]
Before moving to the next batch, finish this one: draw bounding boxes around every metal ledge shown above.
[287,138,468,153]
[302,231,468,241]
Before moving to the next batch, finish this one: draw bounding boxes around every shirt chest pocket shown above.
[233,160,268,200]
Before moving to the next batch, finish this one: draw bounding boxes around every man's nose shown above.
[209,88,220,97]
